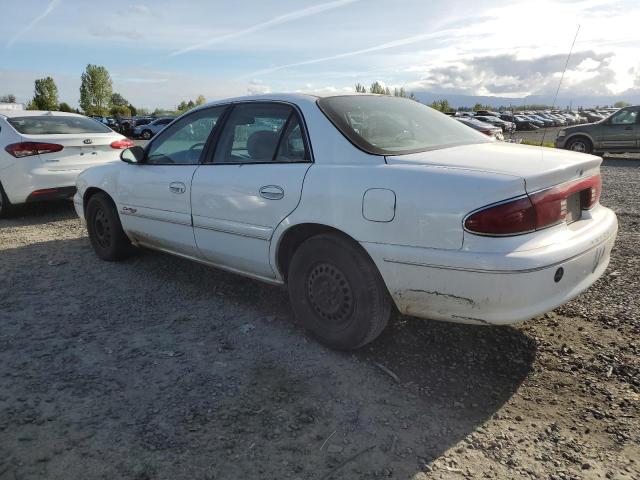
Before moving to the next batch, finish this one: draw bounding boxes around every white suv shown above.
[0,111,132,217]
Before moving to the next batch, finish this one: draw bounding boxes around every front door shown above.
[191,102,312,279]
[597,107,640,150]
[118,106,226,256]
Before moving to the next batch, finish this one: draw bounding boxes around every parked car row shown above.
[450,109,620,132]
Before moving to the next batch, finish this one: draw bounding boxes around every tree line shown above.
[1,64,206,117]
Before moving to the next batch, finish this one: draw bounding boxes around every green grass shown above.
[520,140,556,148]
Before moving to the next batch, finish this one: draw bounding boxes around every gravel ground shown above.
[0,158,638,480]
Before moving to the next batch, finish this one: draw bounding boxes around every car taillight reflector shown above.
[464,196,536,235]
[465,174,602,236]
[5,142,63,158]
[110,139,135,149]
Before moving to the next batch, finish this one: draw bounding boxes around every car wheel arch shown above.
[275,223,376,283]
[565,133,595,149]
[83,187,115,214]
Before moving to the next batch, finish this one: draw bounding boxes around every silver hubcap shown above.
[570,141,587,152]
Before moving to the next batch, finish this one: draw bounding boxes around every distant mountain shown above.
[413,91,640,109]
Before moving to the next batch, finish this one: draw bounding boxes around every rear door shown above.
[117,106,226,256]
[191,102,312,279]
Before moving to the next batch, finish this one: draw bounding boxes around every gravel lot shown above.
[0,156,638,480]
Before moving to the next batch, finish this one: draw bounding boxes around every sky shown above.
[1,0,639,109]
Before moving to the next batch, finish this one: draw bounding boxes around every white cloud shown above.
[247,79,271,95]
[169,0,361,57]
[246,28,459,77]
[6,0,61,48]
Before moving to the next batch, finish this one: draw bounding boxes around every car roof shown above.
[197,93,368,110]
[0,110,85,119]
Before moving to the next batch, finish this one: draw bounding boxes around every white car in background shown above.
[74,94,617,350]
[0,111,132,217]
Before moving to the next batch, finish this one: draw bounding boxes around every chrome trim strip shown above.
[193,223,270,240]
[120,210,192,227]
[383,231,615,275]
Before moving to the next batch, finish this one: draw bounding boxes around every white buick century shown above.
[74,94,618,350]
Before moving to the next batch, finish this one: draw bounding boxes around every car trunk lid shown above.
[19,133,124,170]
[385,141,601,193]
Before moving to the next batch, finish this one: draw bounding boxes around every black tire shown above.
[0,182,15,218]
[287,233,391,350]
[85,192,132,261]
[566,136,593,154]
[141,130,152,140]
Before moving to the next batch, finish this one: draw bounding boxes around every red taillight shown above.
[110,139,134,149]
[465,175,602,236]
[464,196,536,235]
[5,142,63,158]
[30,188,59,196]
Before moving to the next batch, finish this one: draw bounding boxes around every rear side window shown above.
[212,103,298,164]
[7,116,112,134]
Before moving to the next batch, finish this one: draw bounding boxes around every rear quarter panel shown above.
[270,162,526,278]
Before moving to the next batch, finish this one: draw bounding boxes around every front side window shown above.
[146,107,224,165]
[318,95,490,155]
[7,115,112,134]
[212,103,300,164]
[610,108,638,125]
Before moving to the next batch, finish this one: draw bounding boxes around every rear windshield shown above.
[317,95,489,155]
[7,116,112,135]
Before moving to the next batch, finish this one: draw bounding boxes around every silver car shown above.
[132,117,174,140]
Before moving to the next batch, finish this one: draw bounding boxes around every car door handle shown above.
[259,185,284,200]
[169,182,186,194]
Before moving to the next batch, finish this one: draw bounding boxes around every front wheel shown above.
[141,130,152,140]
[287,233,391,350]
[86,192,133,261]
[566,137,593,154]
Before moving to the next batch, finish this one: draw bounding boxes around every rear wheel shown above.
[566,136,593,154]
[86,192,132,261]
[141,130,152,140]
[0,182,15,218]
[287,233,391,350]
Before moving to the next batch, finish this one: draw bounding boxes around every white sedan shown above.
[0,110,132,217]
[74,94,618,350]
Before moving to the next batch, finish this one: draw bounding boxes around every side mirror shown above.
[121,146,145,164]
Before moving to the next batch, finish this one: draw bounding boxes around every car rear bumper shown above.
[362,206,618,325]
[2,162,117,205]
[3,166,83,204]
[73,192,85,223]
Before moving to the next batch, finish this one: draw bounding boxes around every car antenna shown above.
[541,24,580,147]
